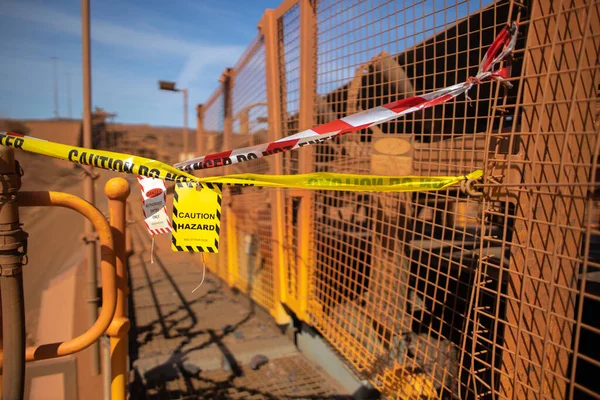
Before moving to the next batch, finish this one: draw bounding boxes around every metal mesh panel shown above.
[186,354,345,398]
[202,35,275,312]
[201,88,233,181]
[200,89,227,279]
[222,35,277,315]
[231,188,276,313]
[198,0,600,397]
[278,3,303,306]
[481,1,600,398]
[203,90,224,137]
[309,0,539,398]
[279,3,302,162]
[231,36,271,175]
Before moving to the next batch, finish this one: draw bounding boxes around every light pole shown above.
[158,81,188,158]
[66,72,73,119]
[51,57,59,119]
[81,0,101,376]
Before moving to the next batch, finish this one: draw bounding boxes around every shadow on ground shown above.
[127,223,351,399]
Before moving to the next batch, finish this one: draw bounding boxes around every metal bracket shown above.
[80,232,99,244]
[0,172,23,201]
[77,165,100,180]
[461,176,484,198]
[15,160,24,177]
[0,231,29,276]
[0,229,29,252]
[0,263,24,276]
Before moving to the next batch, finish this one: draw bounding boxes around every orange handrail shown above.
[0,190,116,366]
[105,178,130,400]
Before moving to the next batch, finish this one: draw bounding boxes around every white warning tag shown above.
[137,175,172,235]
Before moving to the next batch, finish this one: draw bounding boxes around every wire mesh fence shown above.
[198,0,600,398]
[231,35,271,175]
[211,34,282,318]
[278,2,307,316]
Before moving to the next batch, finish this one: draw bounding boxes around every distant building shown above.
[0,108,192,166]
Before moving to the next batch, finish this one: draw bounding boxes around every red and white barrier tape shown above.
[175,22,518,172]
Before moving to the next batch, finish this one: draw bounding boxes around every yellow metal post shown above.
[196,104,206,157]
[105,178,130,400]
[296,0,317,321]
[220,69,233,152]
[226,205,238,287]
[125,200,133,257]
[218,71,233,284]
[260,9,291,324]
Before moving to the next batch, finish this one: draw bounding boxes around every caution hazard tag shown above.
[171,182,222,253]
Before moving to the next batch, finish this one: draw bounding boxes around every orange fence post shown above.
[125,200,134,257]
[296,0,317,321]
[220,68,233,152]
[260,8,291,324]
[105,178,130,400]
[196,104,206,157]
[226,207,238,288]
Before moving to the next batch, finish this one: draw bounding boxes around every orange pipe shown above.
[105,178,130,400]
[0,190,116,366]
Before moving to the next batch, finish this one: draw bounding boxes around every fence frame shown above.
[263,7,293,324]
[197,0,600,396]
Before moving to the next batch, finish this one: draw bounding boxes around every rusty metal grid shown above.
[302,0,600,399]
[195,0,600,398]
[225,34,279,315]
[278,3,304,307]
[230,189,277,314]
[143,354,347,400]
[203,89,224,137]
[231,35,271,175]
[279,2,302,160]
[201,88,226,178]
[196,354,346,399]
[478,1,600,399]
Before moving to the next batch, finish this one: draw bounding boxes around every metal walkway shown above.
[126,204,349,400]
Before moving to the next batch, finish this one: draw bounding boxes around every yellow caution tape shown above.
[196,170,483,192]
[0,132,482,192]
[0,132,198,183]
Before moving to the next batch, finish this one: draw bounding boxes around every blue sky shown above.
[0,0,279,126]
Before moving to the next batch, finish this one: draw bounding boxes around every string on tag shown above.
[192,253,206,294]
[150,236,155,264]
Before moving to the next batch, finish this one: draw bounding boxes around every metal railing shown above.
[196,0,600,398]
[0,146,131,400]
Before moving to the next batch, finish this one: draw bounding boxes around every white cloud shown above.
[0,1,244,87]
